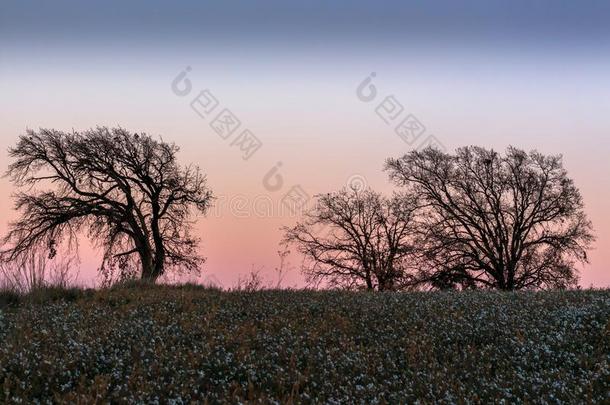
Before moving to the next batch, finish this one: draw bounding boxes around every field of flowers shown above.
[0,285,608,403]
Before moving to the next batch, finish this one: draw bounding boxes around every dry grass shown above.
[0,286,608,403]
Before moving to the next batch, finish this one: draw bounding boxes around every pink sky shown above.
[0,42,608,288]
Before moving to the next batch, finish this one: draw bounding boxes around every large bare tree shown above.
[283,188,418,291]
[1,127,213,282]
[386,146,594,290]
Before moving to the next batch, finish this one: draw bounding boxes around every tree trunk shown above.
[151,252,164,281]
[139,248,157,281]
[148,207,165,282]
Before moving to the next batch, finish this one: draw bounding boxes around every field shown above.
[0,285,608,404]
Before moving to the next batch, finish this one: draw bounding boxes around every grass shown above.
[0,286,608,403]
[0,285,88,307]
[0,289,21,308]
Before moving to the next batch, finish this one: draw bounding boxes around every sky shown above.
[1,0,609,288]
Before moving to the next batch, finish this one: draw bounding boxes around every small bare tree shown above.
[283,188,418,291]
[1,127,213,282]
[386,146,594,290]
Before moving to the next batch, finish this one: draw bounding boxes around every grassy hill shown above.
[1,285,608,403]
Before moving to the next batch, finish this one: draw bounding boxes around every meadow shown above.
[0,285,608,403]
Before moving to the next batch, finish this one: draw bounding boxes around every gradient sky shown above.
[1,1,609,287]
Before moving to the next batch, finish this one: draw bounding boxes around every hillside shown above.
[1,286,608,403]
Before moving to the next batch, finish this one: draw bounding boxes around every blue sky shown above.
[3,1,610,48]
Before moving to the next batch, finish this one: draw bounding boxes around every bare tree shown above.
[1,127,213,282]
[386,146,594,290]
[283,187,418,291]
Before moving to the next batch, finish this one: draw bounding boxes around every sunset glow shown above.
[1,1,609,288]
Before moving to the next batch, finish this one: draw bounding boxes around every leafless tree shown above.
[283,187,418,291]
[1,127,213,282]
[386,146,594,290]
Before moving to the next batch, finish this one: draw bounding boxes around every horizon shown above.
[1,1,609,288]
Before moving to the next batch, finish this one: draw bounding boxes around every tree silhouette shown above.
[1,127,213,282]
[386,146,594,290]
[283,187,418,291]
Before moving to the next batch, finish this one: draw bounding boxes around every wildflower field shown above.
[0,285,608,403]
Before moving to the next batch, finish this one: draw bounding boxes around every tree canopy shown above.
[386,146,594,290]
[283,188,418,290]
[1,127,213,281]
